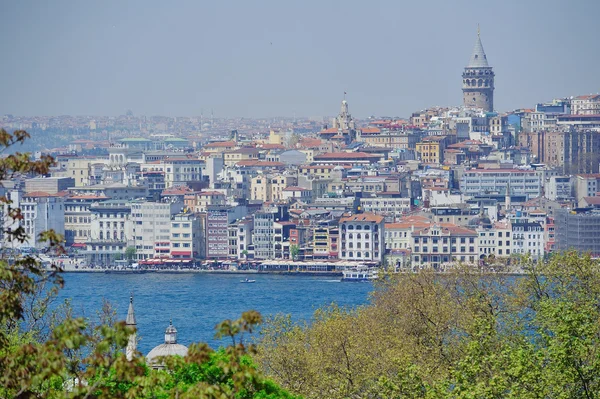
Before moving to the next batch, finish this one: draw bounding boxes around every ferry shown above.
[341,267,379,282]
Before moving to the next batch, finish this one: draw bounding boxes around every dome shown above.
[146,320,188,368]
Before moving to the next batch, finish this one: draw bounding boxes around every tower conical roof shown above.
[467,30,489,68]
[126,295,136,326]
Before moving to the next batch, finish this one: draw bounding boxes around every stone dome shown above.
[146,320,188,368]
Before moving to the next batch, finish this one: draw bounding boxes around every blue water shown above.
[57,273,372,355]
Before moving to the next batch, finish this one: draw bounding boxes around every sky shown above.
[1,0,599,118]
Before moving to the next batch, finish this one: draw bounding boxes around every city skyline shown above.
[1,0,600,118]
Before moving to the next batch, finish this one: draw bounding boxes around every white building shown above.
[131,200,183,259]
[86,200,133,265]
[339,213,385,264]
[545,176,573,202]
[511,221,544,260]
[360,196,412,220]
[460,169,542,200]
[19,192,66,249]
[170,213,203,259]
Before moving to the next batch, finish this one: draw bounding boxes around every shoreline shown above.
[49,266,526,277]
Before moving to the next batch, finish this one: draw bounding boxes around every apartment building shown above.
[131,200,183,259]
[460,169,542,200]
[339,213,385,263]
[19,192,67,249]
[86,200,133,265]
[170,213,203,259]
[411,224,478,268]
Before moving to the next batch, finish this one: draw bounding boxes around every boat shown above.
[341,267,379,282]
[240,278,256,283]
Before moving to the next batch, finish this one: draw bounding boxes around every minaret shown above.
[505,181,511,211]
[125,295,137,361]
[462,26,495,112]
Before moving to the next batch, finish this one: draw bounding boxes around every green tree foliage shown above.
[257,252,600,399]
[0,129,299,398]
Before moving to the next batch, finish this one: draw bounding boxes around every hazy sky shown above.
[2,0,599,118]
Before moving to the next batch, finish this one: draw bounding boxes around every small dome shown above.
[146,320,188,368]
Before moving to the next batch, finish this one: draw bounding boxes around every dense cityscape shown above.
[2,30,600,276]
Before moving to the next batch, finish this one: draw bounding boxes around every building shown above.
[339,213,385,264]
[19,192,66,249]
[64,194,107,245]
[86,200,133,265]
[131,200,183,260]
[460,169,542,200]
[555,208,600,257]
[412,224,479,268]
[250,175,296,202]
[546,176,573,202]
[462,28,495,112]
[24,177,75,194]
[510,220,545,260]
[519,129,600,174]
[571,94,600,115]
[170,213,203,259]
[574,174,600,206]
[359,195,412,220]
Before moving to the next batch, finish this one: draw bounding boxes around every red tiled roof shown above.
[205,141,236,148]
[340,212,384,224]
[235,160,285,167]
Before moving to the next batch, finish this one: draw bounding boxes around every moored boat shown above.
[341,267,378,282]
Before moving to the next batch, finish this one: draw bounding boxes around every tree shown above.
[124,246,136,261]
[257,252,600,399]
[290,245,299,261]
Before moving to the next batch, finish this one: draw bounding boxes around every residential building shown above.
[25,177,75,194]
[339,213,385,264]
[412,224,479,268]
[131,200,183,260]
[19,192,66,249]
[170,213,203,259]
[86,200,133,265]
[460,169,542,200]
[555,208,600,257]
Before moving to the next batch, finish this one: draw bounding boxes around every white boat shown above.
[341,267,379,282]
[240,278,256,283]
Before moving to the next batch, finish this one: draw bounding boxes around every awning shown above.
[171,251,192,256]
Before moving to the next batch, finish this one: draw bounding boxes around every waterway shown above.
[57,273,372,355]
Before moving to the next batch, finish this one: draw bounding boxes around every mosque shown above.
[125,296,188,368]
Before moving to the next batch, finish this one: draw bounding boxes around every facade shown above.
[511,221,545,259]
[205,208,230,259]
[64,195,107,245]
[20,192,66,249]
[86,200,132,265]
[170,213,203,259]
[359,196,412,220]
[339,213,385,263]
[250,175,296,202]
[546,176,573,202]
[462,29,494,112]
[131,201,182,260]
[571,94,600,115]
[555,208,600,257]
[25,177,75,194]
[460,169,542,200]
[412,224,479,268]
[253,211,275,260]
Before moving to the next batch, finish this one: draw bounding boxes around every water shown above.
[57,273,372,355]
